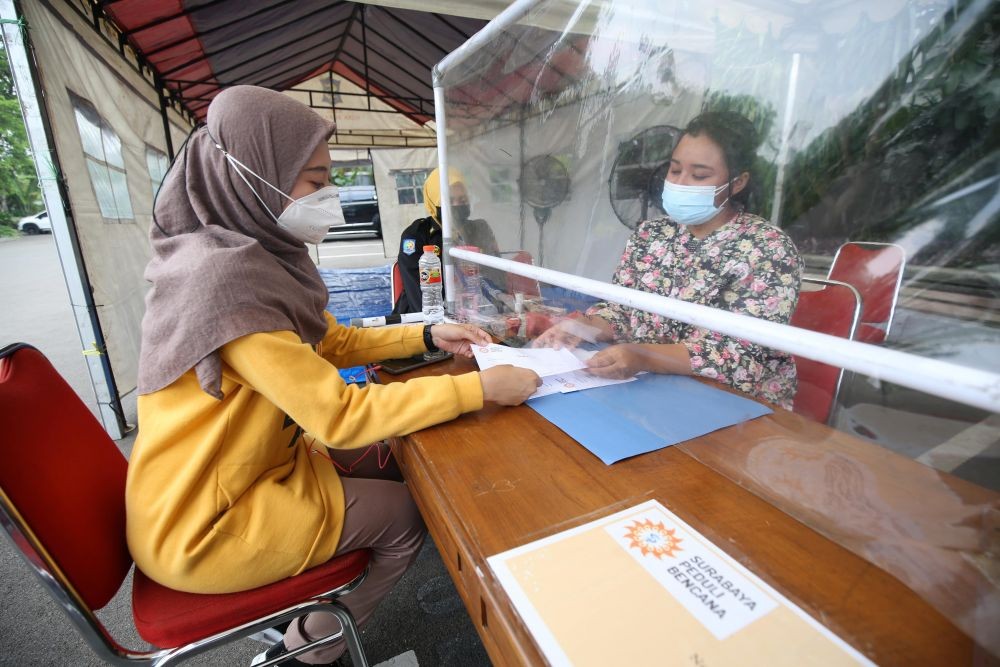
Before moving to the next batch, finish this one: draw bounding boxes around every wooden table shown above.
[384,357,996,666]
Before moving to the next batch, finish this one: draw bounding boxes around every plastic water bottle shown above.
[455,245,482,323]
[418,245,447,360]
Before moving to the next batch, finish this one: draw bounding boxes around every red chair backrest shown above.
[827,242,905,344]
[391,261,404,306]
[789,280,861,423]
[507,250,541,297]
[0,344,131,610]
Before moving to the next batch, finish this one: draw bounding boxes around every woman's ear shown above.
[730,171,750,197]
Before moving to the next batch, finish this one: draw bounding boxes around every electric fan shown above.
[608,125,681,229]
[519,154,570,264]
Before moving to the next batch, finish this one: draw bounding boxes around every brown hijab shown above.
[137,86,335,399]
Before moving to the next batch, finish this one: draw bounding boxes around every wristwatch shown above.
[423,324,439,352]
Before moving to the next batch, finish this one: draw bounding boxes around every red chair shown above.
[390,260,404,307]
[827,242,905,344]
[504,250,541,297]
[789,279,861,424]
[0,343,372,666]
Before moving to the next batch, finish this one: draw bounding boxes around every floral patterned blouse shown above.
[587,211,803,408]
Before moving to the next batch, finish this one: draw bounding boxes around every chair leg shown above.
[327,601,368,667]
[268,603,368,667]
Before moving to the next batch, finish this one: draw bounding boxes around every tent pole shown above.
[771,52,800,228]
[361,4,372,111]
[518,116,526,251]
[158,88,175,160]
[1,0,128,438]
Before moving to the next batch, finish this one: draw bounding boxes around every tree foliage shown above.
[781,0,999,270]
[0,43,42,227]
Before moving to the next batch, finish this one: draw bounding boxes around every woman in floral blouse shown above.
[536,112,802,408]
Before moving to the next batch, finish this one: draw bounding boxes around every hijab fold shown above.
[138,86,335,399]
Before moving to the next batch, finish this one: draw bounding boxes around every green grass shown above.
[0,225,20,238]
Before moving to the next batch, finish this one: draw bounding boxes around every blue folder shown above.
[527,374,772,464]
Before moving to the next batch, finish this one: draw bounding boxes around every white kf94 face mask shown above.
[216,144,346,245]
[275,186,345,245]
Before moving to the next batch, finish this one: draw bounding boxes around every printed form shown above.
[471,344,637,398]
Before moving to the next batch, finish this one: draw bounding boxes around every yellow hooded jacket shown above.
[126,313,483,592]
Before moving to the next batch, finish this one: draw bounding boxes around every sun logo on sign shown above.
[624,519,683,559]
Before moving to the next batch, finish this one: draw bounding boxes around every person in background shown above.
[535,111,802,409]
[393,167,503,314]
[127,86,539,667]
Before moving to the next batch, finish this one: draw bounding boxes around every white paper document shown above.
[530,369,638,399]
[472,344,637,398]
[472,344,587,377]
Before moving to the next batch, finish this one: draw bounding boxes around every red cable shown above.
[308,437,394,473]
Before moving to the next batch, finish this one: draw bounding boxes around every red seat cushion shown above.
[132,549,371,648]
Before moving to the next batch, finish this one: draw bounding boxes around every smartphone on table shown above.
[378,352,454,375]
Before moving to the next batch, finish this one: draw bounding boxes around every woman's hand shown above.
[585,344,647,379]
[430,323,491,358]
[586,342,693,378]
[532,316,605,350]
[480,365,541,405]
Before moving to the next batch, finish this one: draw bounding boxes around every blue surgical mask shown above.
[661,180,731,226]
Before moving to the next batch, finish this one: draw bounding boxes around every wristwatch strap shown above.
[423,324,439,352]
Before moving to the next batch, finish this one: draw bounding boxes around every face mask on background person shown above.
[661,180,731,226]
[452,204,471,225]
[435,204,472,226]
[216,143,346,244]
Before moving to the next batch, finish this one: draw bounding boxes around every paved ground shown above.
[0,234,490,667]
[315,238,391,270]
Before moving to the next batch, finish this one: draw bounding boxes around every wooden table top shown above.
[382,356,997,666]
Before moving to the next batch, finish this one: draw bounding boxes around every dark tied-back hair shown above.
[681,111,761,211]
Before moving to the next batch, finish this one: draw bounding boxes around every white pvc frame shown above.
[430,0,1000,416]
[449,248,1000,413]
[433,0,542,313]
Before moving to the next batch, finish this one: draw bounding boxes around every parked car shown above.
[17,211,51,235]
[325,185,381,241]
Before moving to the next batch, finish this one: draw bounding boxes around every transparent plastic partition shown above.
[437,0,999,658]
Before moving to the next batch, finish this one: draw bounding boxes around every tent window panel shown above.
[108,168,134,219]
[70,92,135,223]
[85,159,118,219]
[101,127,124,169]
[73,106,104,161]
[145,146,170,198]
[489,167,515,203]
[392,168,432,205]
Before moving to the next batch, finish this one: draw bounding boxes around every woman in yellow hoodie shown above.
[127,86,539,666]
